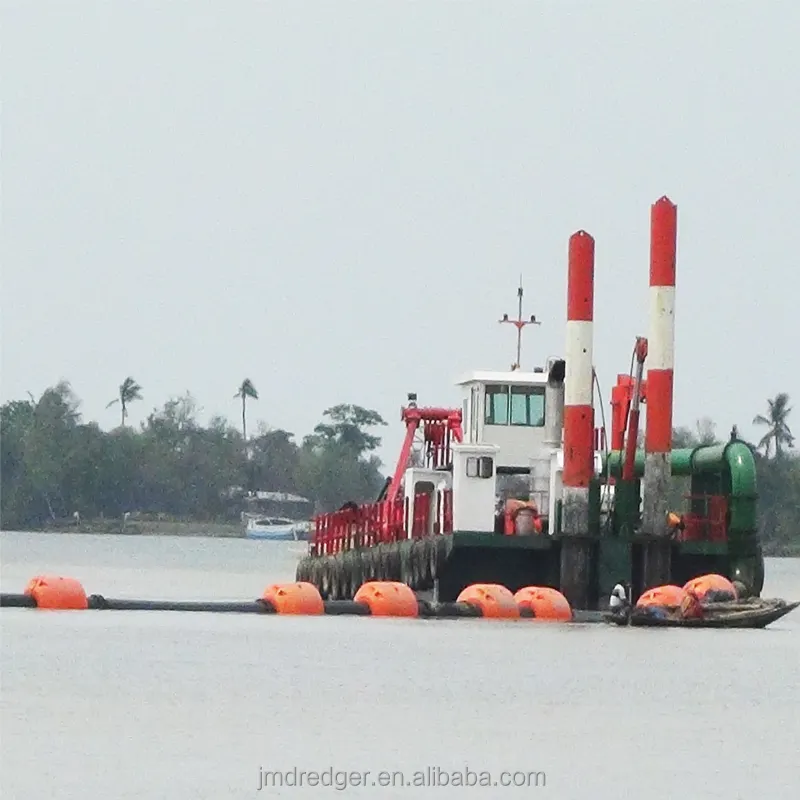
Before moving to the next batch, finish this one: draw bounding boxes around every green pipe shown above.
[604,447,696,477]
[604,443,755,479]
[722,441,758,538]
[602,441,759,554]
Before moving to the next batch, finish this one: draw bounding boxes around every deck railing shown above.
[310,489,454,556]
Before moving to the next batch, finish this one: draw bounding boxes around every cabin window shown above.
[485,384,545,426]
[466,456,494,478]
[510,385,546,427]
[484,385,509,425]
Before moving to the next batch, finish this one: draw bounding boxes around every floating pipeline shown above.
[1,575,604,622]
[296,536,451,601]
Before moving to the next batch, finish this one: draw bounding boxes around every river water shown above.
[1,531,798,799]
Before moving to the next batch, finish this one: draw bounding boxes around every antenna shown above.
[499,275,540,370]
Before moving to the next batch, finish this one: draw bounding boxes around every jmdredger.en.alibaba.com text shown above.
[257,766,546,791]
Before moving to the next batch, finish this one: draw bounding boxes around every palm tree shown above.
[106,377,142,427]
[753,393,794,458]
[234,378,259,443]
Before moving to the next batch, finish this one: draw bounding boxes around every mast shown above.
[499,276,540,370]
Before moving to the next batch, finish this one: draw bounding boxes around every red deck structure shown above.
[310,404,463,556]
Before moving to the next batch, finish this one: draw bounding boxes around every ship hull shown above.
[296,531,756,610]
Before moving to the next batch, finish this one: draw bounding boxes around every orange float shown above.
[514,586,572,621]
[262,582,324,614]
[457,583,520,619]
[636,584,687,609]
[24,575,88,610]
[353,581,419,617]
[683,573,738,602]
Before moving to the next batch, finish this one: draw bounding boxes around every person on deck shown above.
[679,588,704,620]
[667,512,686,539]
[608,582,631,620]
[504,499,543,535]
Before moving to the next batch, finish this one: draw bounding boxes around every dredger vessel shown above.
[296,196,765,610]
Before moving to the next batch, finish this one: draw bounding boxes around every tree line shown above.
[1,378,388,529]
[1,380,797,554]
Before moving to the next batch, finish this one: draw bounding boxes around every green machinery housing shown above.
[597,440,765,599]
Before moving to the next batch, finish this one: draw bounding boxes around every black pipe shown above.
[323,600,372,615]
[0,593,37,608]
[322,601,486,618]
[87,595,276,613]
[418,601,484,618]
[2,591,607,622]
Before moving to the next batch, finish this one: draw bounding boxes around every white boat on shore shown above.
[243,515,310,541]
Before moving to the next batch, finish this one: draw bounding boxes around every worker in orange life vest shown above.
[667,511,686,538]
[504,499,543,535]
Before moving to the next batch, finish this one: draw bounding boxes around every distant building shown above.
[241,490,313,520]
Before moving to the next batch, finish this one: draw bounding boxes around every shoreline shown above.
[2,524,798,557]
[2,520,246,538]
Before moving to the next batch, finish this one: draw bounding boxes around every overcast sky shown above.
[2,2,798,465]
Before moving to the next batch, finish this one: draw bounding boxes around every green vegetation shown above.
[106,377,142,428]
[1,382,797,555]
[234,378,258,444]
[1,381,387,530]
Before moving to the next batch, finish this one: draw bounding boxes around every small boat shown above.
[604,598,799,629]
[244,516,306,541]
[291,521,312,541]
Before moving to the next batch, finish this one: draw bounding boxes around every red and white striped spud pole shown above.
[562,230,595,535]
[642,197,677,587]
[643,197,677,531]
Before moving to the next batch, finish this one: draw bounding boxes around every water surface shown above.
[2,531,798,799]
